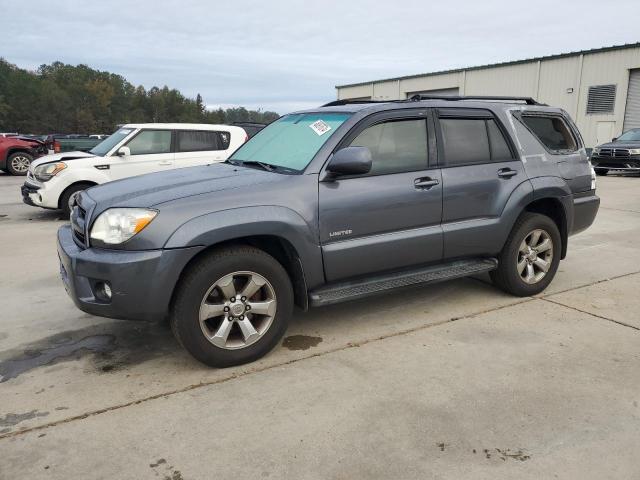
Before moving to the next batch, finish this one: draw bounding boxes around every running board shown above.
[309,258,498,307]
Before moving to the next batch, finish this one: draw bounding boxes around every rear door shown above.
[109,129,174,180]
[174,129,231,168]
[435,108,525,258]
[319,109,443,282]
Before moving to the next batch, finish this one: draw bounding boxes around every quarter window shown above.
[348,119,428,175]
[177,130,229,152]
[521,115,577,152]
[126,130,172,155]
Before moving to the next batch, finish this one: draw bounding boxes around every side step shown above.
[309,258,498,307]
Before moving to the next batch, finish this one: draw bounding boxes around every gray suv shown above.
[57,96,600,367]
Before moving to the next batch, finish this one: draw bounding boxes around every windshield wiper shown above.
[226,159,275,172]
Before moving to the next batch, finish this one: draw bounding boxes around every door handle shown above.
[414,177,439,189]
[497,168,518,179]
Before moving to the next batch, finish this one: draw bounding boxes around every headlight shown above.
[34,162,66,181]
[591,147,600,156]
[90,208,157,245]
[629,148,640,155]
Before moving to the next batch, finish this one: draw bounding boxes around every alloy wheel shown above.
[199,271,277,350]
[517,229,553,284]
[10,155,31,173]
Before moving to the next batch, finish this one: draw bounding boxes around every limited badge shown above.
[309,119,331,136]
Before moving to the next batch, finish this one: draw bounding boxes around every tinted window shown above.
[126,130,171,155]
[177,130,228,152]
[440,118,489,165]
[486,119,513,160]
[521,115,577,152]
[349,119,428,175]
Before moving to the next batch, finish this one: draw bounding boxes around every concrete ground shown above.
[0,172,638,479]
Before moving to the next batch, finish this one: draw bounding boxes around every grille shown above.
[71,205,87,246]
[597,148,630,158]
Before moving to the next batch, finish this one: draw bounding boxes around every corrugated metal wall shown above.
[336,46,640,146]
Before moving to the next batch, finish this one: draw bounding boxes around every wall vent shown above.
[586,84,616,114]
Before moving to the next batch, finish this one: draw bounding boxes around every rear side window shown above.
[521,115,577,152]
[177,130,229,152]
[440,118,489,165]
[348,119,428,175]
[126,130,172,155]
[439,117,514,166]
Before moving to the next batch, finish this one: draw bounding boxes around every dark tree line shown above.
[0,59,279,134]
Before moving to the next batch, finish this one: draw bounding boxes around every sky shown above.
[2,0,639,114]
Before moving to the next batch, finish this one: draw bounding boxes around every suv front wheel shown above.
[171,246,293,367]
[490,212,561,297]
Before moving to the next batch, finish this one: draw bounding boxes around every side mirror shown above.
[611,137,618,142]
[324,146,372,179]
[116,146,131,157]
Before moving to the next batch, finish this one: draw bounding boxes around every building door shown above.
[623,69,640,132]
[406,87,459,99]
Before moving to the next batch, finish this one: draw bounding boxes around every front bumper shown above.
[57,224,203,322]
[570,191,599,236]
[591,155,640,172]
[21,181,46,207]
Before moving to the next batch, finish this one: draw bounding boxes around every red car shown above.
[0,135,48,175]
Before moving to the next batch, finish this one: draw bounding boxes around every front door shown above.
[109,129,174,180]
[436,108,525,258]
[319,113,443,282]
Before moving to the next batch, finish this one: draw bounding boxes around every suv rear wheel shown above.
[490,212,561,296]
[171,246,293,367]
[7,151,33,175]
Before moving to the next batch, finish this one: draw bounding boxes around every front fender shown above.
[164,206,325,288]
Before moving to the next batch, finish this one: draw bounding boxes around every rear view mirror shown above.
[324,146,372,179]
[612,137,618,142]
[116,146,131,157]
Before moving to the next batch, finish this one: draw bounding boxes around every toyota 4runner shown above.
[57,96,600,367]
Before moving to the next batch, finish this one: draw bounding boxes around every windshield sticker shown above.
[118,129,133,135]
[309,119,331,136]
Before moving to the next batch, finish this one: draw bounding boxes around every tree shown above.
[0,58,281,134]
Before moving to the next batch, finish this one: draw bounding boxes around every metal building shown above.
[336,43,640,147]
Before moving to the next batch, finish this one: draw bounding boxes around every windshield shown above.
[616,129,640,142]
[229,113,351,172]
[89,128,134,156]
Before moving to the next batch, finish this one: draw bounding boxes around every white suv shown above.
[21,123,247,215]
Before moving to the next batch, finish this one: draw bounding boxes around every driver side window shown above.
[348,119,428,175]
[126,130,172,155]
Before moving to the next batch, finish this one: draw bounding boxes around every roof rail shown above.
[408,94,543,105]
[321,99,396,107]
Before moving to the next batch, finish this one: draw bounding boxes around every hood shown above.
[30,151,95,170]
[85,162,284,211]
[596,141,640,149]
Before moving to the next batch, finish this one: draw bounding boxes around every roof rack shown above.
[322,95,544,108]
[408,94,543,105]
[322,99,398,107]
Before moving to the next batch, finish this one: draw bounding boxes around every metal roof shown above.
[336,42,640,89]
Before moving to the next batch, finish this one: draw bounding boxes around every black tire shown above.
[490,212,561,297]
[595,168,608,176]
[6,151,33,175]
[59,183,94,217]
[170,245,293,367]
